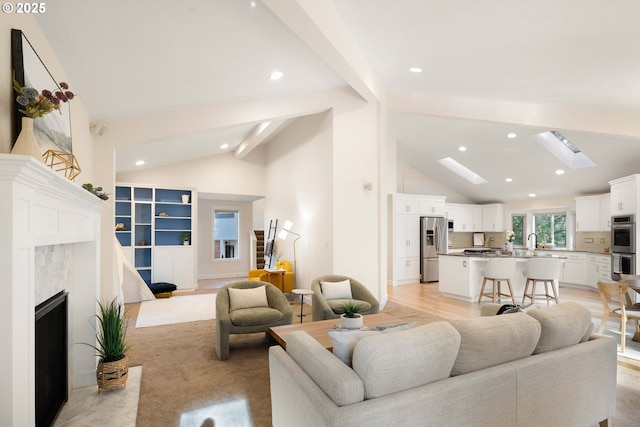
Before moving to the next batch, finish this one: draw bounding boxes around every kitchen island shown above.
[439,252,565,303]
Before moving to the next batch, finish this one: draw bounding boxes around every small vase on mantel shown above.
[11,117,44,162]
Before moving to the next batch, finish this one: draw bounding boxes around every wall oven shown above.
[611,215,635,254]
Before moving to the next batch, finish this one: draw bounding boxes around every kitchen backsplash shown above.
[449,231,611,253]
[575,231,610,253]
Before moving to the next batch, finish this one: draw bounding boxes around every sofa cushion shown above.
[352,322,461,399]
[228,285,268,311]
[449,312,541,376]
[328,322,414,365]
[229,307,282,327]
[525,302,594,354]
[286,331,364,406]
[321,279,352,300]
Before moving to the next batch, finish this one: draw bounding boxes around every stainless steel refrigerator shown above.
[420,216,448,283]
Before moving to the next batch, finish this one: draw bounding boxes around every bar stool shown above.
[522,257,562,304]
[478,258,517,304]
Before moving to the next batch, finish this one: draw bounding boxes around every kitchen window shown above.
[511,214,526,246]
[533,212,567,248]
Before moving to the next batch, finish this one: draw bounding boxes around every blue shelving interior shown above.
[135,248,152,268]
[115,233,131,246]
[137,269,151,285]
[115,186,131,201]
[134,187,153,201]
[135,226,151,246]
[155,203,191,218]
[156,188,191,203]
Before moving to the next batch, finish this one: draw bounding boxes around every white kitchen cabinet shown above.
[561,252,587,285]
[390,194,421,285]
[575,196,601,232]
[453,205,472,231]
[419,196,446,217]
[575,194,611,232]
[610,176,636,215]
[482,204,504,231]
[395,194,419,215]
[600,195,611,231]
[587,254,611,288]
[471,206,482,231]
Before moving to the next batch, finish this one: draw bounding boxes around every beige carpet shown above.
[125,299,640,427]
[135,293,216,328]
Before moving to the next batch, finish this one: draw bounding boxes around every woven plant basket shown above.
[96,355,129,390]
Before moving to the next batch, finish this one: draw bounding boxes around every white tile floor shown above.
[53,366,141,427]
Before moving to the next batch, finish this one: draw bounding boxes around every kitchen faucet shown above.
[527,233,537,249]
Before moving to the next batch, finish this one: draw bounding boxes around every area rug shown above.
[135,293,216,328]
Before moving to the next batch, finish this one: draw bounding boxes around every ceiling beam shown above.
[234,119,288,159]
[263,0,385,104]
[388,91,640,140]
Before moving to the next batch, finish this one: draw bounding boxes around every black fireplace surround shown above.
[35,291,68,427]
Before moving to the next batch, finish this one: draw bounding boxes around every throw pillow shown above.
[321,279,352,300]
[228,285,268,311]
[328,322,415,365]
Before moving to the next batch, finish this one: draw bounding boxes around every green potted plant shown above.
[339,301,363,329]
[86,299,130,390]
[181,233,191,245]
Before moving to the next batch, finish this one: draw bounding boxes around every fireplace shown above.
[0,155,104,427]
[35,291,68,427]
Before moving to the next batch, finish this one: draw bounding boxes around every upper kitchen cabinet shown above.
[482,204,505,232]
[395,194,419,215]
[419,196,446,217]
[610,175,638,216]
[575,194,611,232]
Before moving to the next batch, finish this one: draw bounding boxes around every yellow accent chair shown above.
[247,260,295,300]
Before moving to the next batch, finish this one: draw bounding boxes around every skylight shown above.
[534,131,596,169]
[438,157,487,184]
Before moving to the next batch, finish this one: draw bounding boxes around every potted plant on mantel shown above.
[340,301,363,329]
[85,299,130,390]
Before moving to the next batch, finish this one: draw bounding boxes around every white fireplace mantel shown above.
[0,154,104,427]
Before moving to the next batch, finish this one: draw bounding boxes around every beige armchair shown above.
[311,274,379,321]
[215,280,292,360]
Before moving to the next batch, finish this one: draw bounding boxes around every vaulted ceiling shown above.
[35,0,640,203]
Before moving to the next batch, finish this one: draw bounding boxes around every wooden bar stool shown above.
[522,257,562,304]
[478,258,517,304]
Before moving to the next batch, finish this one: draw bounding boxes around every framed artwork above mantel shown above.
[11,28,73,154]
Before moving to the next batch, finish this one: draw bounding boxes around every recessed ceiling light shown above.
[409,67,422,73]
[135,160,145,166]
[555,169,565,175]
[220,143,229,149]
[438,157,487,185]
[507,133,517,139]
[505,178,513,182]
[249,1,257,7]
[270,70,284,80]
[529,193,537,198]
[458,146,466,152]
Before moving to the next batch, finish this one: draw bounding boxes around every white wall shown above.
[0,17,94,181]
[397,160,473,203]
[116,149,267,196]
[264,111,334,289]
[197,199,253,279]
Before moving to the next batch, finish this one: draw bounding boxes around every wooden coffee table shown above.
[268,313,401,351]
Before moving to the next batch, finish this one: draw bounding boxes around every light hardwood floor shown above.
[387,282,640,373]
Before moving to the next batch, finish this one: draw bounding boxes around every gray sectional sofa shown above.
[269,302,617,427]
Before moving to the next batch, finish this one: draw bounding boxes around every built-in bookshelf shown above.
[115,184,195,287]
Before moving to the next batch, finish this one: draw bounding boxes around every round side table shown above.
[292,289,313,323]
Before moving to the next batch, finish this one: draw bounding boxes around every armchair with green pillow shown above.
[311,274,379,321]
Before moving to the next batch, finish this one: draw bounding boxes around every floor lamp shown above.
[278,220,301,289]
